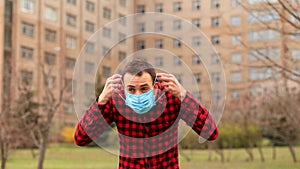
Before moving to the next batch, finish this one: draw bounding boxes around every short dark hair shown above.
[122,59,156,84]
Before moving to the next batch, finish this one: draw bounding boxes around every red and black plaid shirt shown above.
[74,91,218,169]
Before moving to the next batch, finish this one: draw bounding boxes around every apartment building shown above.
[1,0,299,130]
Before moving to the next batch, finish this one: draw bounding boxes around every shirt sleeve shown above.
[74,99,114,146]
[180,92,218,141]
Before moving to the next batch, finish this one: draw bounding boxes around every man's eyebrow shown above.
[127,85,135,88]
[140,83,150,87]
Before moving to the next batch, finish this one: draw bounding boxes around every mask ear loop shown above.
[154,74,165,102]
[118,78,126,102]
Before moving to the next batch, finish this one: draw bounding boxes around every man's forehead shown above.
[123,73,152,86]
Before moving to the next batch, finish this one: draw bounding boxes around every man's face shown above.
[123,72,154,95]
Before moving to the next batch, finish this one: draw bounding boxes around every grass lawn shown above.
[4,144,300,169]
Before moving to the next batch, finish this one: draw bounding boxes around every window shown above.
[248,10,279,23]
[21,46,34,60]
[155,21,163,31]
[44,6,57,21]
[45,29,56,42]
[192,55,201,64]
[174,74,183,83]
[231,35,241,45]
[85,42,95,54]
[119,33,126,43]
[85,21,95,32]
[65,57,76,70]
[211,54,220,64]
[155,57,164,67]
[5,2,13,23]
[193,73,201,83]
[155,3,163,12]
[22,22,34,37]
[248,0,278,5]
[231,53,241,63]
[44,75,56,89]
[173,2,182,12]
[211,72,220,83]
[291,49,300,60]
[231,16,240,26]
[84,82,94,97]
[4,26,11,47]
[21,0,35,13]
[192,18,201,28]
[211,35,220,45]
[192,36,201,46]
[137,5,145,13]
[173,20,182,30]
[211,17,220,27]
[66,35,77,49]
[212,91,221,102]
[211,0,220,9]
[137,41,145,50]
[119,14,126,26]
[86,1,95,12]
[192,1,201,10]
[20,70,33,85]
[173,39,181,48]
[67,0,76,5]
[85,62,95,74]
[137,23,145,32]
[119,0,126,7]
[291,31,300,40]
[44,52,56,65]
[65,78,73,92]
[249,67,279,81]
[231,90,240,100]
[248,47,280,61]
[102,27,111,37]
[102,66,111,78]
[231,0,240,7]
[174,56,182,66]
[102,46,110,56]
[66,14,76,27]
[103,7,111,19]
[231,71,242,82]
[249,29,279,41]
[155,39,163,48]
[118,51,126,61]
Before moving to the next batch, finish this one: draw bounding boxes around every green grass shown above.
[4,144,300,169]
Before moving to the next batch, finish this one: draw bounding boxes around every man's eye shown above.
[128,88,135,92]
[141,87,149,92]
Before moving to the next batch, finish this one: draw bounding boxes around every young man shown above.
[74,59,218,169]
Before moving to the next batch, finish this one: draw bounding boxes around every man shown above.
[74,59,218,169]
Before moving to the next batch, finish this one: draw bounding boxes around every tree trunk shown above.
[37,138,47,169]
[1,142,8,169]
[245,148,254,161]
[287,142,297,163]
[257,145,265,162]
[272,144,276,160]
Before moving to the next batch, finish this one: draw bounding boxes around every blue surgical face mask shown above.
[125,89,156,114]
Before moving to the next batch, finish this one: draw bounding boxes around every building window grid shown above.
[231,90,240,100]
[22,22,34,37]
[85,42,95,54]
[21,0,35,13]
[137,5,145,13]
[67,0,76,5]
[193,73,201,83]
[44,75,56,89]
[155,3,163,12]
[174,56,182,66]
[211,17,220,27]
[119,33,126,43]
[102,66,111,78]
[173,2,182,12]
[231,35,241,45]
[137,23,145,32]
[211,72,221,83]
[173,20,182,30]
[192,18,201,28]
[173,39,182,48]
[66,35,77,49]
[85,21,95,33]
[66,14,77,27]
[155,57,164,67]
[231,15,241,26]
[231,0,240,8]
[137,41,145,50]
[211,0,220,9]
[86,1,95,13]
[20,70,33,85]
[192,1,201,10]
[118,51,126,61]
[155,39,163,49]
[231,71,242,82]
[102,27,111,38]
[103,7,111,19]
[192,55,201,65]
[192,36,201,46]
[119,14,126,26]
[211,54,220,64]
[44,52,56,65]
[155,21,163,31]
[84,62,95,74]
[21,46,34,60]
[44,6,57,21]
[65,57,76,70]
[211,35,220,45]
[231,53,241,63]
[45,29,56,42]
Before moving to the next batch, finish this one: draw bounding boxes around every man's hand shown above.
[98,74,122,105]
[157,73,187,101]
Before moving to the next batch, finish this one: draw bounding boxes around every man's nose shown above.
[135,90,142,95]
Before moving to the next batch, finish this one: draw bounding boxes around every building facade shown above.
[1,0,299,131]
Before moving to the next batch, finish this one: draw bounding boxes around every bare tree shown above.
[258,86,299,163]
